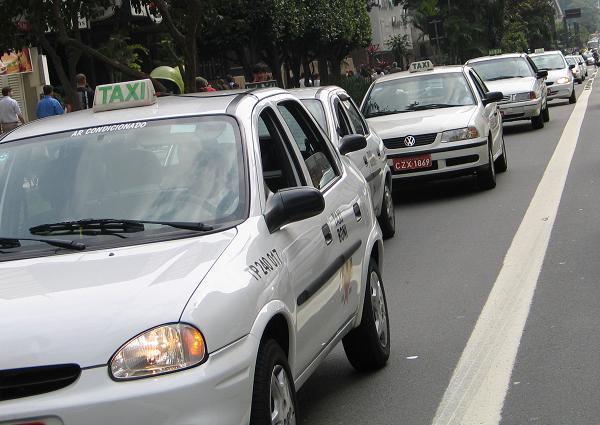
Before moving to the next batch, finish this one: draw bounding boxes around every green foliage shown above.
[98,35,149,77]
[335,75,373,104]
[386,34,411,63]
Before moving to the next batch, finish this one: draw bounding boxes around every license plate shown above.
[393,155,432,172]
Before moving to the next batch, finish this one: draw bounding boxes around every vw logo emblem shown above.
[404,135,416,147]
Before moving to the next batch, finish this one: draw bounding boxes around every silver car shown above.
[530,51,576,103]
[291,86,395,238]
[361,62,506,190]
[467,53,549,129]
[565,56,585,83]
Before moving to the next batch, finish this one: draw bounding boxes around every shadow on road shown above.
[503,121,535,135]
[392,175,486,205]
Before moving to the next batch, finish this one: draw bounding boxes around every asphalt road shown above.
[298,79,596,425]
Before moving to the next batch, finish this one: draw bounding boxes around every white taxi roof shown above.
[373,65,466,84]
[529,50,563,57]
[1,88,285,142]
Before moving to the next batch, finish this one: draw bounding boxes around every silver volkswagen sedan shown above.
[467,53,549,129]
[530,50,576,103]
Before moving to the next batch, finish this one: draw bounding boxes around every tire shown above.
[250,339,297,425]
[569,87,577,104]
[494,137,508,173]
[477,140,496,190]
[377,182,395,239]
[531,110,544,129]
[577,78,583,84]
[342,258,390,371]
[542,103,550,122]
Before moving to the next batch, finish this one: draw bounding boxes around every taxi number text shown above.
[248,249,282,280]
[393,155,432,171]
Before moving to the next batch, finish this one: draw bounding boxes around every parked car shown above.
[361,61,507,190]
[467,53,549,129]
[530,50,576,103]
[565,56,584,83]
[576,55,589,77]
[291,86,395,238]
[0,80,390,425]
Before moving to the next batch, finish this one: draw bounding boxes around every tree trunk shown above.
[317,52,330,85]
[330,57,342,84]
[38,34,78,112]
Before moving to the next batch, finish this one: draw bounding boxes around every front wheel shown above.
[494,137,508,173]
[569,88,577,104]
[342,258,390,371]
[377,183,395,239]
[542,103,550,122]
[250,339,297,425]
[477,140,497,190]
[531,110,544,129]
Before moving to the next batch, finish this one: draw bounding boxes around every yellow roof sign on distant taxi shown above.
[409,60,434,73]
[93,79,157,112]
[534,48,545,53]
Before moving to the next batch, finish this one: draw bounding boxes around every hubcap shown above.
[270,364,296,425]
[370,271,388,348]
[385,186,394,227]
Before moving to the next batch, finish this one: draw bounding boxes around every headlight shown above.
[441,127,479,143]
[515,91,537,101]
[557,77,571,84]
[110,323,207,380]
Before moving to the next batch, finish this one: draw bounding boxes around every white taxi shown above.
[361,61,507,189]
[0,80,390,425]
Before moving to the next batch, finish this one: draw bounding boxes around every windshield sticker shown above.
[0,152,8,161]
[70,121,148,137]
[170,125,197,134]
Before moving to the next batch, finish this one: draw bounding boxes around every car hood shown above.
[0,230,236,369]
[366,105,476,139]
[485,77,536,95]
[545,68,571,83]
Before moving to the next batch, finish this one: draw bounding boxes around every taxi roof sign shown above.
[534,48,545,53]
[409,60,434,73]
[93,79,157,112]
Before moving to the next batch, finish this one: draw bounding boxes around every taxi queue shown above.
[0,49,582,425]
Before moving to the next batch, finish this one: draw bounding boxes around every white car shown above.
[291,86,395,238]
[530,51,576,103]
[466,53,549,129]
[361,61,507,190]
[565,56,585,83]
[0,81,390,425]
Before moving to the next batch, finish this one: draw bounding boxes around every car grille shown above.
[383,133,437,149]
[502,94,513,102]
[546,82,554,86]
[0,364,81,401]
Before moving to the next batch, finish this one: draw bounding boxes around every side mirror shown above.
[569,64,576,70]
[339,134,367,155]
[264,187,325,233]
[537,70,548,79]
[483,91,503,105]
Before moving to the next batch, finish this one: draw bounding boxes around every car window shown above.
[530,54,566,70]
[469,71,487,99]
[469,57,534,81]
[341,98,368,136]
[277,101,339,190]
[334,100,353,137]
[0,116,247,243]
[257,108,304,194]
[300,99,327,132]
[363,72,475,118]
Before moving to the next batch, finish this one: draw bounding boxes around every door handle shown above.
[321,224,333,245]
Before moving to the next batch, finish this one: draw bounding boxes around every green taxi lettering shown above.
[125,82,145,101]
[109,86,125,103]
[98,86,112,104]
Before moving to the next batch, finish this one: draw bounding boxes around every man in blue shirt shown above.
[36,85,65,119]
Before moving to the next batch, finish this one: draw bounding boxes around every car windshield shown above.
[362,72,475,118]
[531,54,566,70]
[0,116,246,248]
[301,99,327,131]
[566,57,577,65]
[469,58,533,81]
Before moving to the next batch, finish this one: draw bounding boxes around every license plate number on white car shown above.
[393,155,432,172]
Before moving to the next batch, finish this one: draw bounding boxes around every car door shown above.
[469,70,502,151]
[339,94,386,211]
[274,99,367,374]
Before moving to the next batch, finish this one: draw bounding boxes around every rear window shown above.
[469,58,534,81]
[300,99,327,131]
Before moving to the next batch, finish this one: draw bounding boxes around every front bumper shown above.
[547,81,572,100]
[498,98,542,122]
[387,137,489,181]
[0,335,258,425]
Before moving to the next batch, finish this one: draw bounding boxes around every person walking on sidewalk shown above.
[36,85,65,119]
[0,87,26,134]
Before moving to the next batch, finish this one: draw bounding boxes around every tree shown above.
[386,34,411,66]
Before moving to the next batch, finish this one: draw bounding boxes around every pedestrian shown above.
[195,77,216,92]
[67,73,94,112]
[252,63,270,83]
[0,87,26,134]
[36,85,65,119]
[312,73,320,87]
[389,61,402,74]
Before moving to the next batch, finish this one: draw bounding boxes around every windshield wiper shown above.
[0,237,86,251]
[486,76,523,81]
[366,110,408,118]
[408,103,467,111]
[29,219,213,236]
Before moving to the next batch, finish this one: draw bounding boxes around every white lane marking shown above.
[432,81,594,425]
